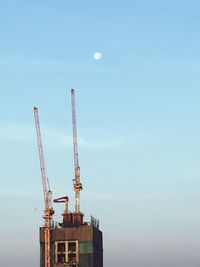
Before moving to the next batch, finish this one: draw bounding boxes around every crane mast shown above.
[71,89,83,214]
[34,107,54,267]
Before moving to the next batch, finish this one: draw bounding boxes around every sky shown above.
[1,0,200,266]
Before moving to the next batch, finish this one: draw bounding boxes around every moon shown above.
[93,52,102,60]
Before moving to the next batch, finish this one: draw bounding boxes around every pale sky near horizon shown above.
[1,1,200,266]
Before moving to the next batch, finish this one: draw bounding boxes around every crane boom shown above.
[34,107,49,209]
[34,106,54,267]
[71,89,82,213]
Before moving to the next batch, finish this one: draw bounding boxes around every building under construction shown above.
[40,215,103,267]
[34,89,103,267]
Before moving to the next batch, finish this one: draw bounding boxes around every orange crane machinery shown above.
[34,107,54,267]
[71,89,83,219]
[53,89,83,227]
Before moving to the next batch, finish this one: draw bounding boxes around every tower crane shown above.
[71,89,83,214]
[34,107,54,267]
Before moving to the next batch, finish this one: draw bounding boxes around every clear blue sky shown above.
[1,1,200,266]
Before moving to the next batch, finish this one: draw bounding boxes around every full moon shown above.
[93,52,102,60]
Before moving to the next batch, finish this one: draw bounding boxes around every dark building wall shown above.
[40,224,103,267]
[93,227,103,267]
